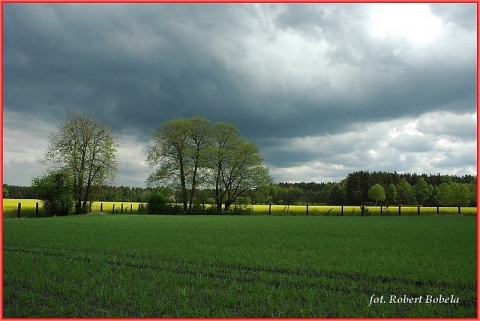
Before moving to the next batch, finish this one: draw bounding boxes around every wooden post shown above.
[341,205,344,216]
[130,204,133,213]
[268,203,272,215]
[417,206,420,215]
[436,206,440,214]
[398,205,401,216]
[458,206,461,214]
[121,203,124,214]
[17,202,21,218]
[112,204,115,214]
[36,202,39,218]
[380,206,383,215]
[100,203,103,212]
[306,205,309,215]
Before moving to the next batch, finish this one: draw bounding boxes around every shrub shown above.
[147,193,168,214]
[31,170,74,216]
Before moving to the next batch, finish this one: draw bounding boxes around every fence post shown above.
[36,202,39,218]
[268,203,272,215]
[112,204,115,214]
[341,205,344,216]
[398,205,401,216]
[100,203,103,212]
[417,206,420,215]
[130,204,133,213]
[121,203,124,214]
[17,202,21,218]
[380,206,383,215]
[306,204,309,215]
[458,206,461,214]
[436,206,439,214]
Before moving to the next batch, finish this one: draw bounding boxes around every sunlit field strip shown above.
[250,204,477,216]
[3,199,476,218]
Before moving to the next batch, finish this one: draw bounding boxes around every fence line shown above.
[3,201,477,218]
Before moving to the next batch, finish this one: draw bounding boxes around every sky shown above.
[3,3,477,188]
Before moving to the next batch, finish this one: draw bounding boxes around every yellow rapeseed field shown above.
[3,199,476,217]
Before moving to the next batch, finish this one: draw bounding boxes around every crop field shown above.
[3,214,476,317]
[3,199,477,218]
[250,204,477,216]
[2,199,147,218]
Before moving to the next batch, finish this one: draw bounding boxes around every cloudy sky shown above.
[3,3,477,187]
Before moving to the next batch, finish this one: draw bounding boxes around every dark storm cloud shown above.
[3,4,476,186]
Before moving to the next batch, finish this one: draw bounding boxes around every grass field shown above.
[3,214,476,317]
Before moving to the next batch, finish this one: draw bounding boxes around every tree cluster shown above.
[6,172,476,209]
[31,112,118,215]
[146,116,272,213]
[5,110,477,214]
[252,171,476,207]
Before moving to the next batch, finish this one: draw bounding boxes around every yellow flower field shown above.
[3,199,476,218]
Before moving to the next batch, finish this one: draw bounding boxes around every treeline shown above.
[261,171,476,207]
[4,171,477,207]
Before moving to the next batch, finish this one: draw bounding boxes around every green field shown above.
[3,214,476,317]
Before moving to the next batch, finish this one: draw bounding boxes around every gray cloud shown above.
[3,4,476,186]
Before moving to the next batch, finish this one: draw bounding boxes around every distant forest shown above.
[4,171,476,207]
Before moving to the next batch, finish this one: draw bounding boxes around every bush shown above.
[147,193,168,214]
[31,170,74,216]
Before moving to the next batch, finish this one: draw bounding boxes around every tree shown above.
[185,116,212,211]
[368,184,386,205]
[207,121,272,212]
[209,137,272,212]
[385,183,397,204]
[31,170,74,216]
[396,178,416,205]
[3,185,9,199]
[44,112,118,214]
[345,171,371,205]
[328,183,347,205]
[147,117,212,213]
[414,177,432,205]
[147,117,272,213]
[438,183,474,207]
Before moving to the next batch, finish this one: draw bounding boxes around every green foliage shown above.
[368,184,386,205]
[438,183,474,207]
[385,183,397,204]
[44,112,118,214]
[146,193,168,214]
[397,178,417,204]
[147,116,272,214]
[31,171,74,216]
[3,185,9,198]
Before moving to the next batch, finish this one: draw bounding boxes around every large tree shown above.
[207,122,272,212]
[146,117,210,213]
[146,117,272,213]
[44,112,118,214]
